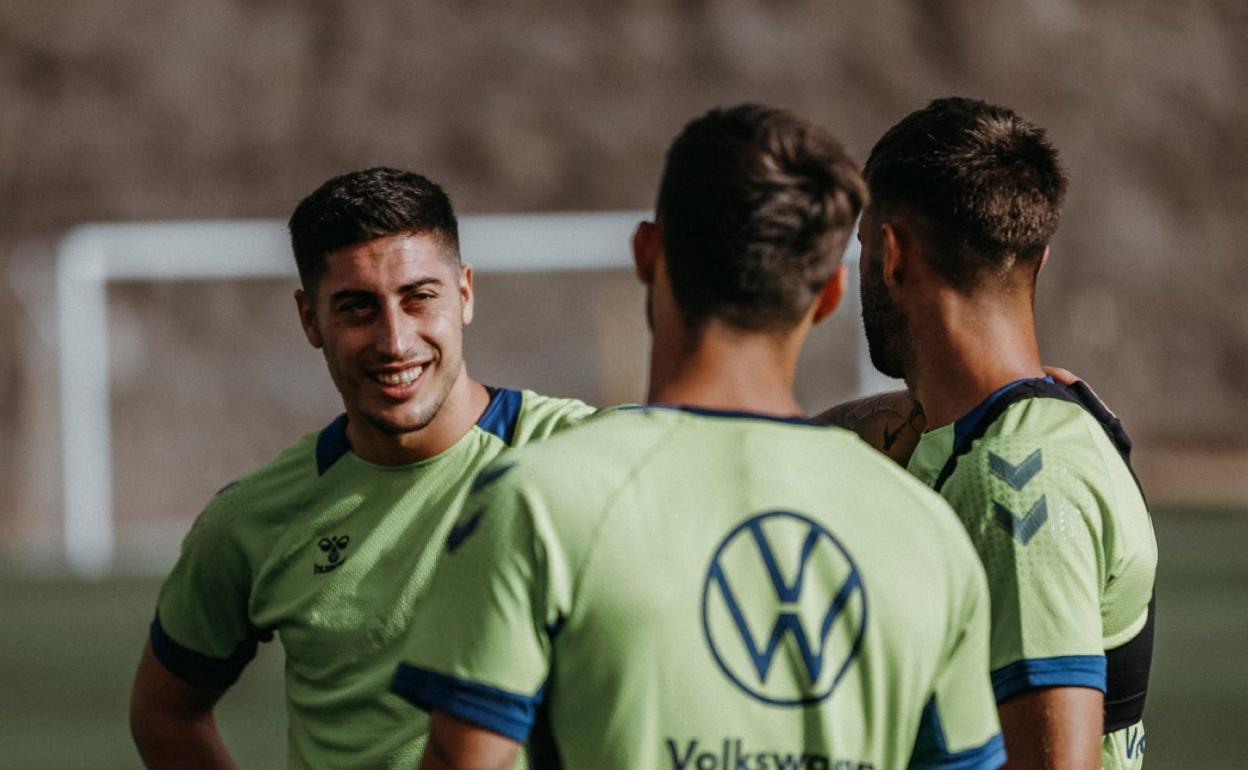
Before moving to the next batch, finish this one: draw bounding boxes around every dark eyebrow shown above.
[328,289,377,304]
[328,277,443,304]
[399,277,443,292]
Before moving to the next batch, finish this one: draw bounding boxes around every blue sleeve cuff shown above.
[149,613,259,689]
[910,696,1007,770]
[390,663,542,743]
[991,654,1107,703]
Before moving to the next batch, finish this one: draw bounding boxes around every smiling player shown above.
[128,168,595,769]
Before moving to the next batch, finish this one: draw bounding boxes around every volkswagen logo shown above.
[701,510,867,706]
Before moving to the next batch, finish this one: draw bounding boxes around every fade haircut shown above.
[288,167,460,292]
[864,96,1068,289]
[656,104,867,332]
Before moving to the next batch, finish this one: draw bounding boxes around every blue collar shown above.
[952,375,1055,454]
[639,403,816,426]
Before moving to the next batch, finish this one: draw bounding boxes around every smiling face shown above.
[297,232,473,449]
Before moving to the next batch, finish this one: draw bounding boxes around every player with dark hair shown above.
[837,97,1156,770]
[129,167,595,768]
[392,105,1005,770]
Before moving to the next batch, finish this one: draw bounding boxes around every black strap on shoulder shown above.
[931,378,1154,732]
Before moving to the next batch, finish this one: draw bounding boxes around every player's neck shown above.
[908,295,1044,430]
[647,321,805,418]
[347,369,490,465]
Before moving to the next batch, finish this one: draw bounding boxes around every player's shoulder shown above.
[192,423,323,538]
[964,395,1117,486]
[476,386,597,447]
[477,406,677,503]
[499,404,665,468]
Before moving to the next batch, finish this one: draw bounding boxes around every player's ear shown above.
[459,263,475,326]
[881,221,906,295]
[633,221,661,287]
[295,288,323,348]
[812,264,846,325]
[1038,246,1050,274]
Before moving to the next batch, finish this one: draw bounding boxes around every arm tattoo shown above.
[814,392,926,463]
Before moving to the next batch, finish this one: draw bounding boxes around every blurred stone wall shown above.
[2,0,1246,566]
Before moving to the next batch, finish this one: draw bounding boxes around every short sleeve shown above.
[391,460,571,743]
[909,559,1006,770]
[944,435,1107,703]
[151,489,262,689]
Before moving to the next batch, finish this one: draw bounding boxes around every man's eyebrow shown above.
[327,277,443,304]
[328,288,377,304]
[399,277,443,292]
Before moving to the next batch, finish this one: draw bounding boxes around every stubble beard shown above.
[860,267,910,380]
[364,357,462,437]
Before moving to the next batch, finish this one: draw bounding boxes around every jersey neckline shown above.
[315,387,523,474]
[633,403,817,426]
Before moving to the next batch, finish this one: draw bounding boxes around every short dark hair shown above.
[864,97,1067,288]
[288,167,460,291]
[656,104,867,332]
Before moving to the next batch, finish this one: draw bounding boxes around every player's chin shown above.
[364,404,439,436]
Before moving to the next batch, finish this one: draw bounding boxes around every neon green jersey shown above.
[151,388,595,769]
[393,406,1005,770]
[907,378,1156,770]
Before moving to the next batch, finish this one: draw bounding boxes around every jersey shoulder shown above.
[475,387,597,447]
[475,407,679,523]
[952,396,1121,496]
[490,405,669,483]
[189,426,322,551]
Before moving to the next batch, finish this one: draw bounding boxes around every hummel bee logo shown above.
[314,534,351,574]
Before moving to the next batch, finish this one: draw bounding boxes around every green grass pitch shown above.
[1,506,1243,768]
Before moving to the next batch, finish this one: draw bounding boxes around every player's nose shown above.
[372,303,412,358]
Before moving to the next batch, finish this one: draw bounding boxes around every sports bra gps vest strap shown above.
[931,379,1154,733]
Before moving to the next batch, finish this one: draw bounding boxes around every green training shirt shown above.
[150,387,595,769]
[907,378,1156,770]
[393,405,1005,770]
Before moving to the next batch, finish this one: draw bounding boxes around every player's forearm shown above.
[131,712,238,770]
[814,390,926,465]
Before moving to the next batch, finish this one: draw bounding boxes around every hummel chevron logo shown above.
[993,497,1048,544]
[447,510,485,552]
[989,449,1043,490]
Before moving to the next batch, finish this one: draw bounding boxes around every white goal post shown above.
[55,213,880,576]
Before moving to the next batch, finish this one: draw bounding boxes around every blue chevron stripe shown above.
[989,449,1043,490]
[993,496,1048,544]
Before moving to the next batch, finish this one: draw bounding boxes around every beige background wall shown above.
[2,1,1245,566]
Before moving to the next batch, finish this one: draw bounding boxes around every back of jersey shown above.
[395,406,1005,770]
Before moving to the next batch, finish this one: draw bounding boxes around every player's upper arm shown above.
[943,435,1106,703]
[420,711,522,770]
[998,687,1103,770]
[814,390,926,465]
[131,638,238,769]
[132,638,228,722]
[392,458,575,743]
[909,556,1006,770]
